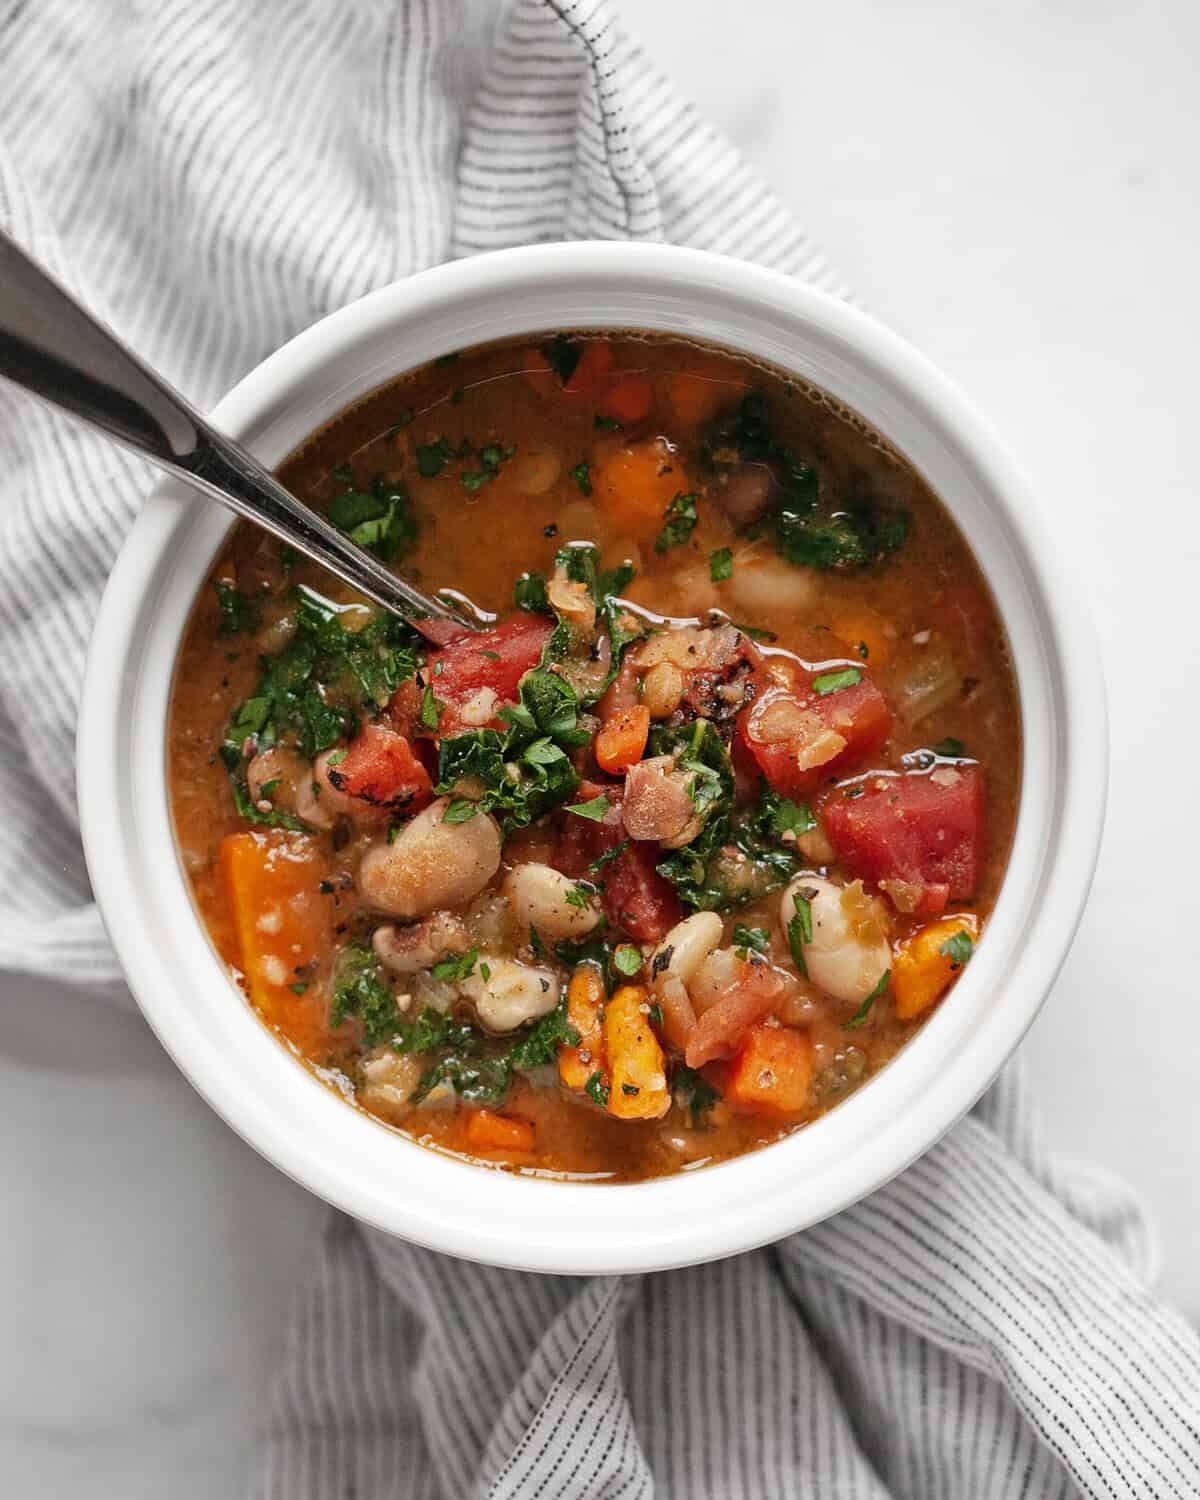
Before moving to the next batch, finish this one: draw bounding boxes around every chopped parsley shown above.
[932,737,967,758]
[811,667,862,695]
[442,797,478,824]
[674,1065,721,1124]
[709,547,733,582]
[419,682,444,730]
[844,969,890,1029]
[594,413,622,431]
[613,944,643,977]
[588,837,630,873]
[330,944,398,1046]
[429,948,478,983]
[786,889,816,977]
[570,460,592,496]
[510,998,581,1070]
[654,491,700,554]
[939,930,974,968]
[513,571,551,613]
[566,793,611,822]
[732,923,771,958]
[326,474,417,562]
[541,334,581,384]
[214,579,259,637]
[585,1071,611,1107]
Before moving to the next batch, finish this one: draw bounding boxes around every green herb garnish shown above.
[844,969,890,1029]
[811,667,862,695]
[654,492,699,554]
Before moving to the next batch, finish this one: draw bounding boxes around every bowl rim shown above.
[77,241,1107,1273]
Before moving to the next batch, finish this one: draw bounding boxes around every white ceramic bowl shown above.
[78,242,1106,1274]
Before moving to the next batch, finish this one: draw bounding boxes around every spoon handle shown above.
[0,230,475,639]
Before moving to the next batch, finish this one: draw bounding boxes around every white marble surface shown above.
[3,1,1199,1493]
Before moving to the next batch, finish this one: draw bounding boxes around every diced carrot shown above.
[219,831,332,1052]
[599,375,654,425]
[559,964,608,1091]
[465,1109,536,1154]
[892,913,980,1020]
[595,704,651,774]
[659,364,744,428]
[593,439,688,536]
[830,607,893,669]
[724,1022,814,1115]
[604,984,671,1120]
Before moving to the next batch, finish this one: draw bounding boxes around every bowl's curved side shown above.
[78,242,1107,1274]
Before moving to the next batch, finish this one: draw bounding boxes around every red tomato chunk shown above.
[737,671,890,796]
[392,615,552,734]
[553,780,681,943]
[821,764,986,916]
[327,725,432,812]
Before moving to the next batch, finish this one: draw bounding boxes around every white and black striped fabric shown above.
[1,3,1198,1497]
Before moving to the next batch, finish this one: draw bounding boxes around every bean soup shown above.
[168,333,1020,1181]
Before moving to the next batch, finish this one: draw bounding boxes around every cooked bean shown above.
[726,553,817,617]
[358,798,502,918]
[462,956,561,1032]
[781,875,890,1006]
[650,911,724,988]
[503,862,603,941]
[641,661,685,719]
[720,462,773,525]
[373,912,468,975]
[359,1047,424,1117]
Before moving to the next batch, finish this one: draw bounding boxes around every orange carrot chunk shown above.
[219,831,332,1051]
[599,374,654,425]
[595,704,651,775]
[559,964,608,1091]
[465,1110,536,1155]
[892,914,979,1020]
[593,439,687,536]
[604,984,671,1120]
[724,1023,814,1115]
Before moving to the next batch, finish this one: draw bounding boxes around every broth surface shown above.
[168,332,1020,1181]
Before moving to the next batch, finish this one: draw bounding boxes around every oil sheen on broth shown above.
[167,332,1020,1182]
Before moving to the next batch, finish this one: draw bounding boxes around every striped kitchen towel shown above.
[1,2,1198,1497]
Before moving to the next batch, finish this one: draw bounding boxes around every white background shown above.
[3,2,1198,1494]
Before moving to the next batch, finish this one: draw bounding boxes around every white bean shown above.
[503,862,603,941]
[780,875,890,1005]
[650,911,724,989]
[359,1047,424,1117]
[373,912,468,975]
[461,956,561,1033]
[358,797,502,918]
[726,553,817,618]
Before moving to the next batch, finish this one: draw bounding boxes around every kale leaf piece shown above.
[326,474,417,562]
[704,389,908,570]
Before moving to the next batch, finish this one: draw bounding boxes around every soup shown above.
[168,332,1020,1181]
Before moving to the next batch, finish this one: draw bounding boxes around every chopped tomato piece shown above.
[391,615,552,735]
[684,960,794,1069]
[737,670,890,795]
[552,780,681,943]
[595,704,651,774]
[724,1023,814,1115]
[604,839,681,944]
[598,374,654,425]
[821,765,986,914]
[326,724,432,813]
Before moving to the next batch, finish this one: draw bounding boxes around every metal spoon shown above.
[0,229,478,643]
